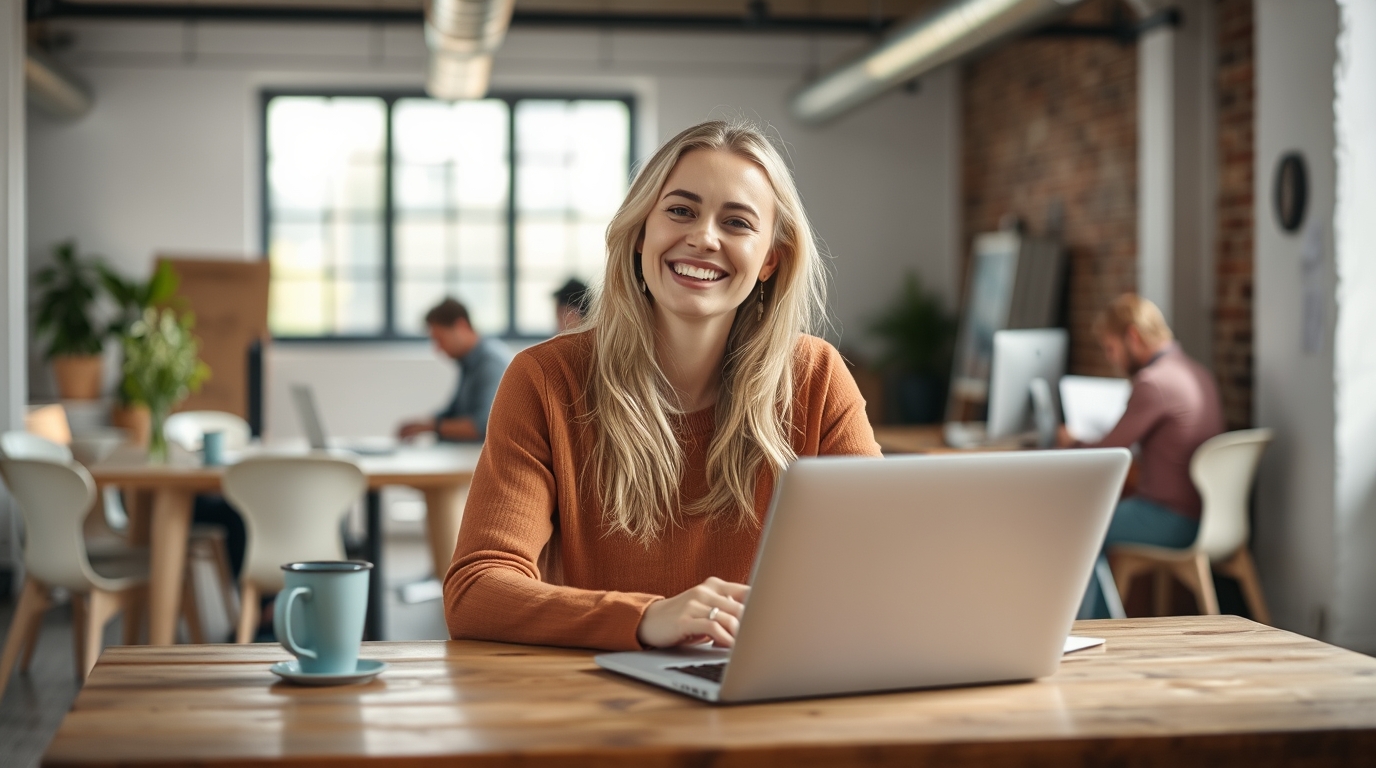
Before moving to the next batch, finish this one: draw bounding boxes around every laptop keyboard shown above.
[668,662,726,683]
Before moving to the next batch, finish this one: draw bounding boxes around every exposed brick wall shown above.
[1214,0,1254,429]
[960,0,1137,377]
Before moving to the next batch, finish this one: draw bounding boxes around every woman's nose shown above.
[686,217,721,251]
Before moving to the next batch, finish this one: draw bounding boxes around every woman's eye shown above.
[667,206,693,217]
[726,218,754,231]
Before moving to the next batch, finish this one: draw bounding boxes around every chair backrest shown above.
[0,430,73,462]
[0,457,102,592]
[1190,428,1274,560]
[223,455,366,592]
[164,411,253,452]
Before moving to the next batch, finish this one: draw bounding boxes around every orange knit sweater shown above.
[442,331,881,650]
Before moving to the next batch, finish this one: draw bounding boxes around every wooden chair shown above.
[1110,429,1273,624]
[0,457,148,694]
[222,455,366,643]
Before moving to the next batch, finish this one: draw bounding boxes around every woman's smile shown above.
[667,258,729,285]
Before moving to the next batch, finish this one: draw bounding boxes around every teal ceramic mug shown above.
[274,561,372,674]
[201,430,226,467]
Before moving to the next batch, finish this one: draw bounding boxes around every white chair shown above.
[0,430,73,462]
[1,430,224,645]
[1,430,132,559]
[222,455,367,643]
[1110,429,1274,624]
[0,457,148,695]
[163,410,252,453]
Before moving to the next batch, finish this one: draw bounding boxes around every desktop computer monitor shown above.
[987,329,1068,442]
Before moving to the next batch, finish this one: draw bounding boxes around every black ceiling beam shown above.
[27,0,424,23]
[26,0,895,33]
[512,11,888,34]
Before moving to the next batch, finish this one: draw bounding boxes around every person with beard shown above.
[1059,293,1225,618]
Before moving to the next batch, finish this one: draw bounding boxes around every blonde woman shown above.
[443,120,881,651]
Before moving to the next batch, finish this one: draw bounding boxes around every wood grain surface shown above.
[43,616,1376,767]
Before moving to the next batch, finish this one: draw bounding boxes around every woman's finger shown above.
[711,580,750,602]
[700,591,745,619]
[710,609,740,637]
[688,618,735,648]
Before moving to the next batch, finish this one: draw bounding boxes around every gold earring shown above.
[757,280,766,321]
[640,279,648,294]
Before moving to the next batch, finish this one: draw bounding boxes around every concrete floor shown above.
[0,500,448,768]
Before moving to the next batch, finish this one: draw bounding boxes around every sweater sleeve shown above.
[809,339,884,458]
[1084,378,1165,450]
[442,351,659,650]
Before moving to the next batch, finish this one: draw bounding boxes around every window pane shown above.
[514,99,629,335]
[267,95,386,335]
[266,93,631,339]
[393,98,510,335]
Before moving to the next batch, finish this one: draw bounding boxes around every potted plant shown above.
[103,261,181,446]
[34,241,107,399]
[120,307,210,462]
[867,272,957,424]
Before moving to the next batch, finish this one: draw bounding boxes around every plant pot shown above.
[110,403,151,449]
[52,354,104,400]
[884,371,948,425]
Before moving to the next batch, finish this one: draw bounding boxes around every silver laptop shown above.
[595,448,1130,703]
[290,384,396,456]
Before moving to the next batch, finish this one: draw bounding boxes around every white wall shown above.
[26,19,960,439]
[1254,0,1339,640]
[1135,0,1216,366]
[1332,0,1376,651]
[1,0,27,586]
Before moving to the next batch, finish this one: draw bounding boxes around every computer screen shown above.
[987,329,1068,441]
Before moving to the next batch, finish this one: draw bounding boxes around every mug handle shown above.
[275,586,317,660]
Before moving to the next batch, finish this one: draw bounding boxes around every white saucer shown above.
[269,658,388,686]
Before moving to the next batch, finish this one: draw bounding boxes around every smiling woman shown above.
[443,120,881,652]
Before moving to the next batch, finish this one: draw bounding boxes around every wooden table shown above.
[872,424,952,453]
[87,444,480,645]
[42,616,1376,766]
[871,424,1030,454]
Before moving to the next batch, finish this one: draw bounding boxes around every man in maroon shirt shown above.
[1059,294,1225,618]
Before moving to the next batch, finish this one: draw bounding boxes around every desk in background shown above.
[43,616,1376,767]
[87,444,480,644]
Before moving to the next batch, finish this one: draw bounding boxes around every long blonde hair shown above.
[584,120,828,544]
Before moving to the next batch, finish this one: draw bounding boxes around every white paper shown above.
[1059,375,1132,443]
[1063,636,1105,654]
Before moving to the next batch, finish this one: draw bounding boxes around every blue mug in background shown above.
[274,561,372,674]
[201,430,226,466]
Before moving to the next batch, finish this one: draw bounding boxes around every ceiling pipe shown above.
[424,0,514,100]
[25,47,92,120]
[791,0,1083,124]
[427,52,494,101]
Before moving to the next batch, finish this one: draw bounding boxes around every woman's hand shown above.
[636,577,750,649]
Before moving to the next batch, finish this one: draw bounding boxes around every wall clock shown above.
[1273,152,1308,233]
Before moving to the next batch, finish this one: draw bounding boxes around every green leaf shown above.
[866,272,957,378]
[120,306,211,410]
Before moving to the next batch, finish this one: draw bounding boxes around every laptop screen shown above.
[290,384,329,450]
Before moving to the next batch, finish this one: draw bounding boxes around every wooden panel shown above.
[43,616,1376,767]
[159,257,270,420]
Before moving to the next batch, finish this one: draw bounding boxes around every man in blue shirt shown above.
[397,298,512,442]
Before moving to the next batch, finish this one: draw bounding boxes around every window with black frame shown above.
[263,92,633,339]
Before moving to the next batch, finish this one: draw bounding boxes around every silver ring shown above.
[707,607,719,622]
